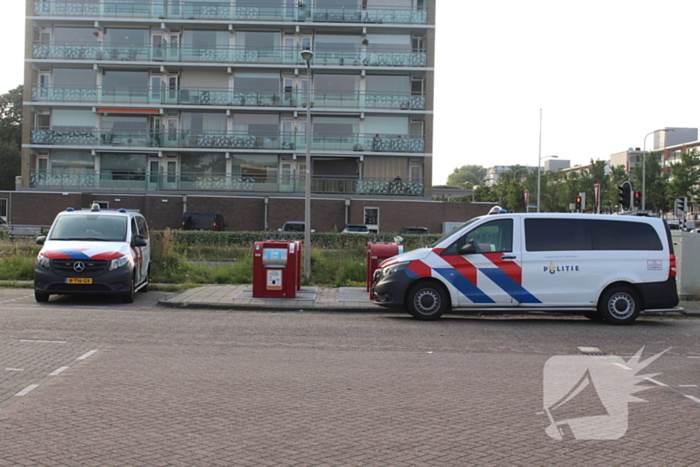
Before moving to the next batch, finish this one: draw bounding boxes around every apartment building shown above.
[21,0,435,201]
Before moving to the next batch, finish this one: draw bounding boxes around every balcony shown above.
[28,170,425,196]
[31,85,427,110]
[31,43,428,68]
[30,128,426,153]
[32,1,428,25]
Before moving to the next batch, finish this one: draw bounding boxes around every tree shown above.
[446,164,487,187]
[667,150,700,206]
[631,152,668,212]
[0,141,20,190]
[0,85,22,146]
[0,85,22,190]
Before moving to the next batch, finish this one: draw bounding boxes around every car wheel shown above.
[122,275,135,304]
[406,281,448,320]
[35,290,50,302]
[598,285,641,325]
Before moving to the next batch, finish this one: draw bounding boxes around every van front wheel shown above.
[598,286,641,325]
[406,282,448,320]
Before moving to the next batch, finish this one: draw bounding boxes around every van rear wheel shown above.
[406,282,448,320]
[598,286,641,325]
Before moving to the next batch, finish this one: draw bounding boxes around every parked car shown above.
[342,224,370,234]
[182,212,227,231]
[279,221,307,232]
[33,204,151,303]
[373,212,679,324]
[399,226,430,235]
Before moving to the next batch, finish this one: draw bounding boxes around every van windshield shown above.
[429,217,481,248]
[49,215,128,242]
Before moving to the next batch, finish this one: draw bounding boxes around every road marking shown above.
[679,384,698,388]
[688,356,700,359]
[612,363,631,370]
[4,368,24,372]
[49,366,70,376]
[685,395,700,404]
[644,377,667,387]
[15,385,40,397]
[20,340,67,344]
[77,350,98,360]
[578,347,601,353]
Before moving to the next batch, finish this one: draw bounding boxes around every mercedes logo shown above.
[73,261,85,273]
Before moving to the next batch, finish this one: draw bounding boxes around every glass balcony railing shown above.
[32,42,428,68]
[31,86,427,110]
[29,170,425,196]
[32,1,428,24]
[30,128,425,153]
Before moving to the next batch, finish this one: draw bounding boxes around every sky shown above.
[2,1,700,185]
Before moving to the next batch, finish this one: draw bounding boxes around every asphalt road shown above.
[1,289,699,466]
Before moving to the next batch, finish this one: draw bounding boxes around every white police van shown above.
[372,212,679,324]
[34,205,150,303]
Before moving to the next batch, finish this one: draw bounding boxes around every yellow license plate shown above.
[66,277,93,284]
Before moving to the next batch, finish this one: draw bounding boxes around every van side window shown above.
[525,219,662,251]
[131,218,138,242]
[593,221,661,250]
[443,219,513,255]
[136,216,149,239]
[525,219,592,251]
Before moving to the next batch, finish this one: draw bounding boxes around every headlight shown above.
[109,255,129,271]
[383,261,409,277]
[37,253,51,269]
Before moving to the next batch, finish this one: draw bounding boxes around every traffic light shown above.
[675,197,688,216]
[618,181,631,210]
[575,195,582,211]
[633,191,642,208]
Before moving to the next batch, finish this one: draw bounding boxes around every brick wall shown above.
[186,196,265,231]
[2,191,496,234]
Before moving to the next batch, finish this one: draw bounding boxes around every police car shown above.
[33,205,151,303]
[372,211,680,324]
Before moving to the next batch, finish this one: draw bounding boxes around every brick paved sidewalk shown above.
[158,284,700,316]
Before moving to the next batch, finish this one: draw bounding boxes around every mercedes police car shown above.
[372,211,680,324]
[33,205,151,303]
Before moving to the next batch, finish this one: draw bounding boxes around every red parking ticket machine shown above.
[252,240,299,298]
[366,242,403,299]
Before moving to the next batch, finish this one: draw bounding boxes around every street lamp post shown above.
[642,128,673,211]
[537,155,558,213]
[301,49,313,282]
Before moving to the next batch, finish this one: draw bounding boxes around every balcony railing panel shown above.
[31,85,426,110]
[31,128,425,153]
[29,170,424,196]
[32,42,427,68]
[32,1,428,24]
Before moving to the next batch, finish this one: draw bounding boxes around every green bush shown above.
[0,230,442,286]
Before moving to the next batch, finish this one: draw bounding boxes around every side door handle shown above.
[501,255,516,260]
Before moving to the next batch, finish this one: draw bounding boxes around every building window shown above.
[231,155,278,181]
[100,153,147,181]
[364,206,379,229]
[50,150,94,173]
[180,153,226,181]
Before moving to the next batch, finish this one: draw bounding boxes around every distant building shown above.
[611,127,698,173]
[610,148,643,172]
[544,159,570,171]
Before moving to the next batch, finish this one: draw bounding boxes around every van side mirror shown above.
[132,235,147,247]
[36,236,46,245]
[458,240,477,255]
